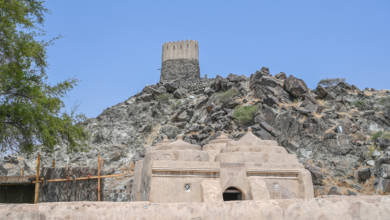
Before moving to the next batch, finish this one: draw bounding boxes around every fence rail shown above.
[32,153,134,204]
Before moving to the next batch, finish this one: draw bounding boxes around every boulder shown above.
[160,125,179,139]
[357,168,371,182]
[108,151,122,162]
[300,98,318,113]
[227,73,246,83]
[4,155,18,164]
[379,164,390,179]
[378,137,390,149]
[142,85,164,97]
[259,121,280,137]
[163,81,179,93]
[249,68,288,102]
[0,163,7,176]
[173,88,187,99]
[284,75,309,98]
[251,67,270,80]
[274,72,287,80]
[304,163,324,185]
[376,178,390,193]
[137,93,153,102]
[211,75,229,92]
[384,107,390,119]
[203,87,214,96]
[314,85,329,99]
[327,186,342,195]
[346,190,357,196]
[375,156,390,171]
[173,110,191,122]
[263,96,280,107]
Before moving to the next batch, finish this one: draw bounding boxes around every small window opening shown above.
[223,187,242,201]
[184,183,191,192]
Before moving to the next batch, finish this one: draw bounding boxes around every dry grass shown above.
[324,125,337,134]
[313,161,384,197]
[316,99,326,107]
[248,98,260,105]
[351,132,369,142]
[312,111,323,119]
[348,108,359,115]
[278,99,301,110]
[298,115,307,123]
[359,176,378,195]
[337,112,352,119]
[363,90,374,97]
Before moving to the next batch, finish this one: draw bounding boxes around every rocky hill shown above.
[1,67,389,201]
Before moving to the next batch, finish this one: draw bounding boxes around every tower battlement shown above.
[160,40,200,82]
[162,40,199,62]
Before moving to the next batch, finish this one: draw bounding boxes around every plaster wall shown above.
[2,196,390,220]
[162,40,199,62]
[220,163,250,199]
[149,177,215,203]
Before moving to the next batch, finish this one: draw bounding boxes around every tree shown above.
[0,0,87,153]
[317,78,346,88]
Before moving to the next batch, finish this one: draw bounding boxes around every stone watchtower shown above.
[160,40,200,82]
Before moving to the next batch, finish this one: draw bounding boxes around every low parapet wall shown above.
[1,196,390,220]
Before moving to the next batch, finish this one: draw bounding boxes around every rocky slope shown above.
[1,67,390,200]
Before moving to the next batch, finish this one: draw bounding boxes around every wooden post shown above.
[97,155,101,201]
[34,154,41,204]
[52,159,55,168]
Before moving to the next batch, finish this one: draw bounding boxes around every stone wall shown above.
[160,59,200,82]
[1,196,390,220]
[38,167,103,202]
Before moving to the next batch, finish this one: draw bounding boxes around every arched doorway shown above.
[223,187,243,201]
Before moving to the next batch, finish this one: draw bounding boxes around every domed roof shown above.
[208,132,231,144]
[155,135,201,151]
[154,135,174,147]
[233,128,264,146]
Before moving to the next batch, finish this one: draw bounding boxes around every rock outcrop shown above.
[1,67,389,201]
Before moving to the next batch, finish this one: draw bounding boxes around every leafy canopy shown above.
[0,0,87,153]
[233,105,258,126]
[317,78,346,88]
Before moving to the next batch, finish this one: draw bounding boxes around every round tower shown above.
[160,40,200,82]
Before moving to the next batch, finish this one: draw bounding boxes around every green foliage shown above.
[371,131,383,142]
[371,131,390,142]
[0,0,87,153]
[366,144,378,158]
[156,93,170,103]
[379,97,390,106]
[233,105,258,126]
[170,100,181,110]
[215,88,239,104]
[352,100,366,109]
[317,78,346,87]
[383,133,390,142]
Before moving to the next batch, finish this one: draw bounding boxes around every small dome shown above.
[155,135,201,151]
[234,129,264,146]
[154,135,174,147]
[208,132,231,144]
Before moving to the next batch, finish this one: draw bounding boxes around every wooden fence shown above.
[32,154,134,204]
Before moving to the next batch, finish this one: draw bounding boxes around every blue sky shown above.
[43,0,390,118]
